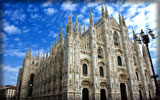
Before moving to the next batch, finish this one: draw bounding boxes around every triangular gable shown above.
[110,17,119,28]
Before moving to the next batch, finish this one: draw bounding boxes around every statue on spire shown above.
[74,14,79,35]
[54,36,57,47]
[101,5,105,18]
[37,50,40,60]
[118,11,122,26]
[66,16,70,34]
[29,48,31,59]
[132,27,137,41]
[105,5,109,20]
[69,12,73,34]
[59,25,63,45]
[46,49,48,59]
[25,48,29,59]
[122,15,126,27]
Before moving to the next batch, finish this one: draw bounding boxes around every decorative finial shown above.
[59,25,63,44]
[75,14,79,34]
[101,5,105,18]
[105,5,109,19]
[90,8,94,28]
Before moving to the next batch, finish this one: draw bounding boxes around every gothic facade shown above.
[16,6,156,100]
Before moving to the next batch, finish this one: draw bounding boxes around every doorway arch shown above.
[28,73,34,96]
[139,90,143,100]
[120,83,127,100]
[82,88,89,100]
[149,90,152,100]
[100,89,106,100]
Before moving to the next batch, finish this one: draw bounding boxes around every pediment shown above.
[110,17,119,28]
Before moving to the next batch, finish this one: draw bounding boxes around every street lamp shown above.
[134,29,159,98]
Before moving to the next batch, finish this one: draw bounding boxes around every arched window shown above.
[136,72,139,81]
[113,32,119,46]
[98,47,103,58]
[83,64,87,76]
[28,73,34,96]
[139,90,143,100]
[99,67,104,77]
[149,90,152,100]
[117,56,122,66]
[120,83,127,100]
[133,56,137,65]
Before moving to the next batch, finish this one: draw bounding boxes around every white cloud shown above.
[5,49,25,58]
[31,14,39,19]
[42,38,47,43]
[48,31,58,38]
[132,12,146,30]
[125,5,137,18]
[44,8,57,15]
[87,2,99,7]
[77,14,84,19]
[61,1,78,11]
[112,11,119,24]
[27,5,38,12]
[122,3,157,39]
[2,64,21,86]
[3,24,21,35]
[81,6,87,13]
[29,49,45,57]
[95,5,115,16]
[42,0,52,7]
[5,9,26,21]
[14,37,20,41]
[2,65,21,73]
[83,18,90,25]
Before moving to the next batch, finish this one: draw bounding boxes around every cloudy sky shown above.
[1,0,159,86]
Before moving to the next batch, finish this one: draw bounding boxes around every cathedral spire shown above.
[46,49,48,59]
[59,25,63,45]
[119,11,122,26]
[66,16,70,34]
[54,36,57,46]
[74,14,79,35]
[105,5,109,20]
[50,41,53,57]
[101,5,105,18]
[79,25,81,35]
[132,27,137,42]
[69,12,73,34]
[29,48,31,59]
[122,15,126,27]
[51,41,53,48]
[25,48,29,59]
[37,50,40,60]
[90,9,94,28]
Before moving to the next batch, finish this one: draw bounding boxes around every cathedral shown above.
[16,6,156,100]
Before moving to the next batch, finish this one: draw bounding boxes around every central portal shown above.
[82,88,89,100]
[120,83,127,100]
[100,89,106,100]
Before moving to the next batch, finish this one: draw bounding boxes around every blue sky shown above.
[1,0,159,86]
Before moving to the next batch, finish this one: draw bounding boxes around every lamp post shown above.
[134,29,160,98]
